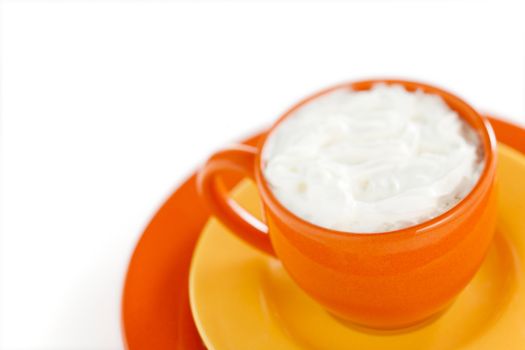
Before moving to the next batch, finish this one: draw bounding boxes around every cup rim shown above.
[254,78,497,238]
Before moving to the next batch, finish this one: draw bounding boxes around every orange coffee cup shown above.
[197,79,497,329]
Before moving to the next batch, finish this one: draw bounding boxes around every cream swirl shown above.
[262,84,484,233]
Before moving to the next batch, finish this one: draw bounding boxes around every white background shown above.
[1,1,524,349]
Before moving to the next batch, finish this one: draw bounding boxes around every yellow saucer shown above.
[190,144,525,350]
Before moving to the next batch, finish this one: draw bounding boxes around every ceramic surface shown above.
[121,117,524,349]
[191,143,525,350]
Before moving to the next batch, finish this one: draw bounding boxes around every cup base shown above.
[329,305,452,335]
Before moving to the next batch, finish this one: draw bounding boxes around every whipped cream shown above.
[262,84,484,233]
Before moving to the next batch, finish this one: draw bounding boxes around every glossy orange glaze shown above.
[198,79,498,329]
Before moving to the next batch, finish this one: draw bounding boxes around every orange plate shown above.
[121,117,525,350]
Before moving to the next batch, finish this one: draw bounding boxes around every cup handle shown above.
[197,144,275,256]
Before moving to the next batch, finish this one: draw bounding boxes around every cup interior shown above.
[255,79,497,237]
